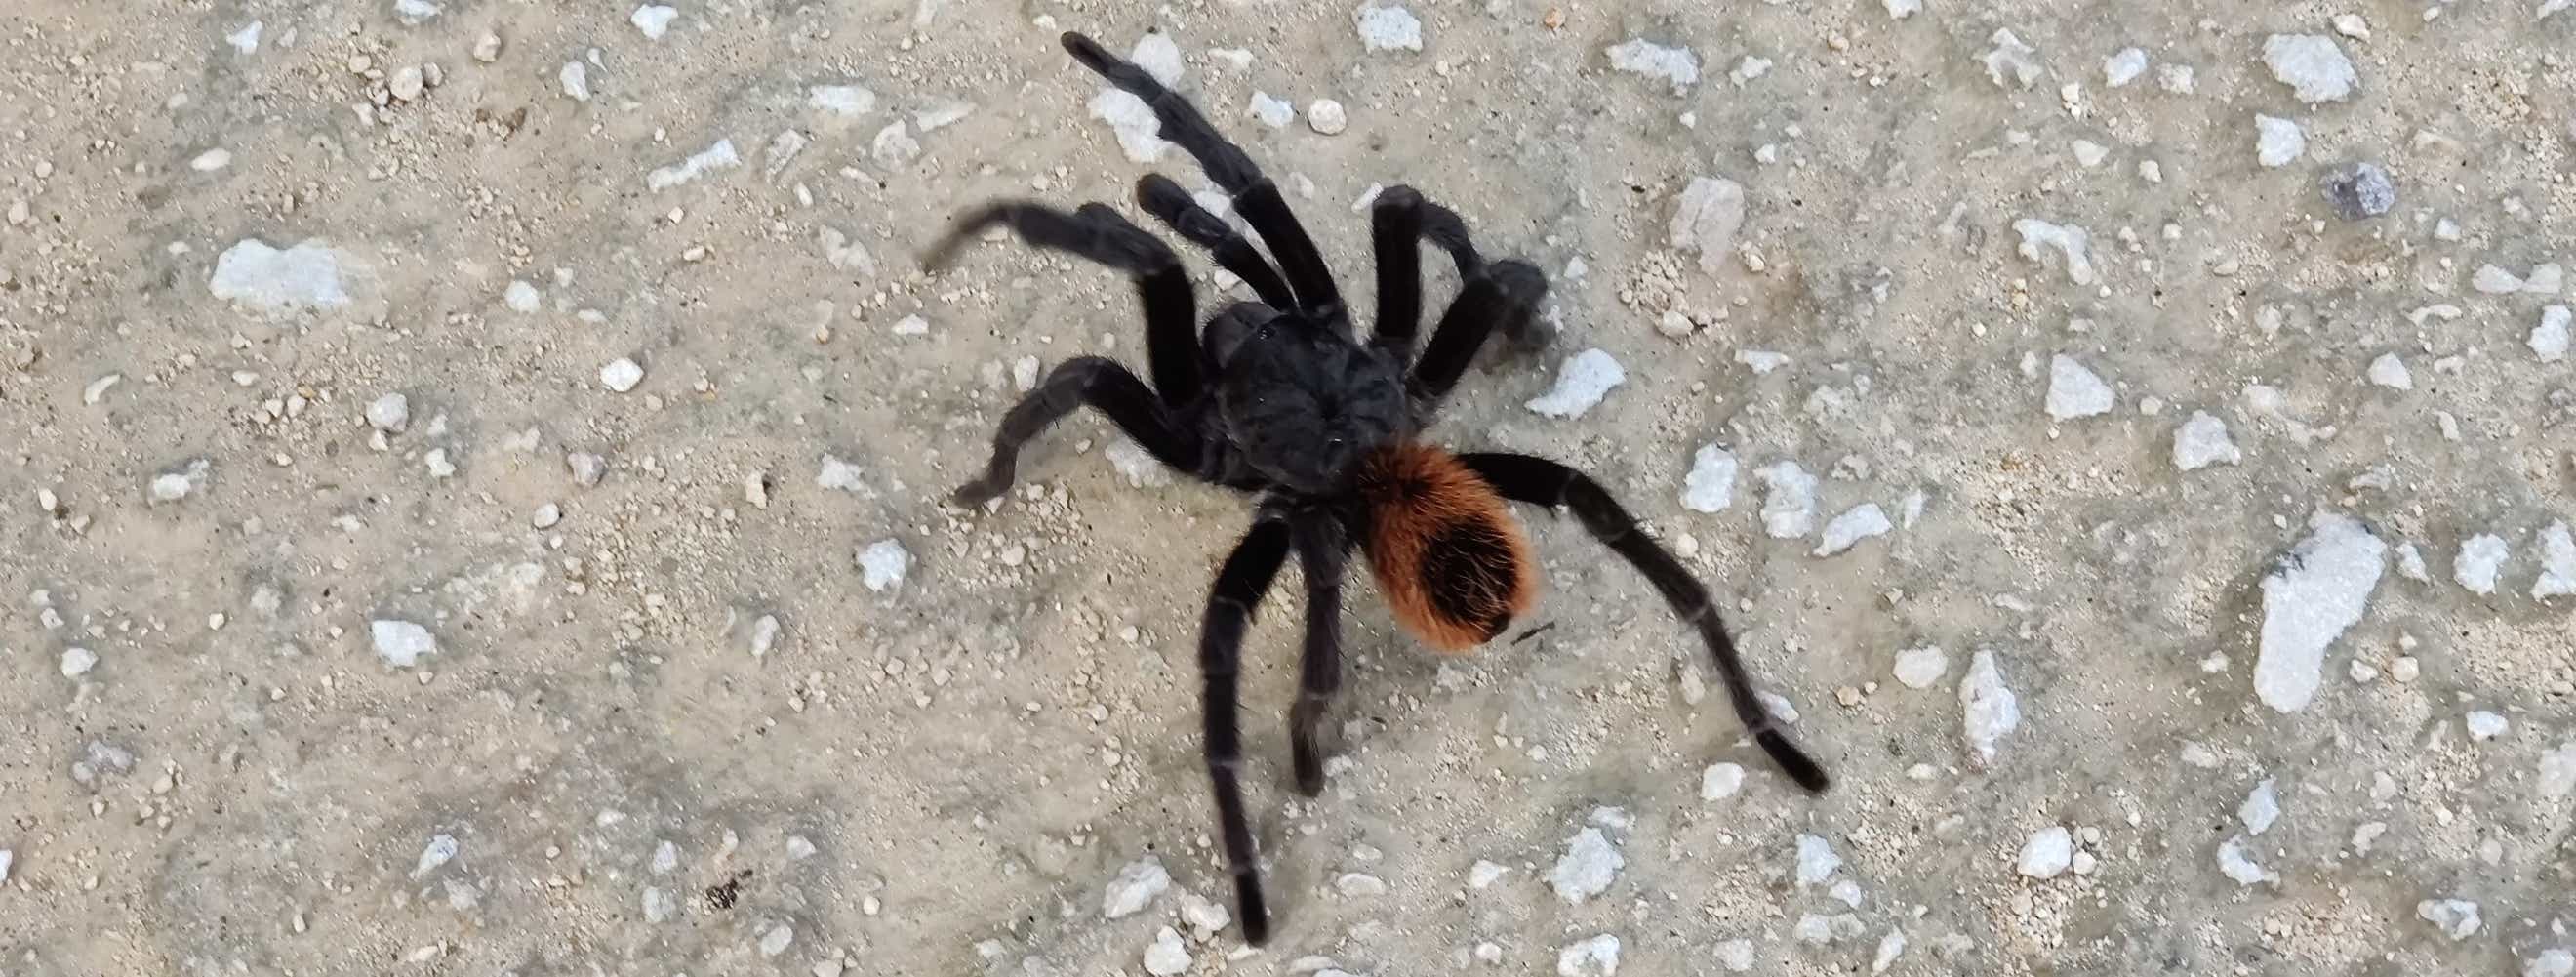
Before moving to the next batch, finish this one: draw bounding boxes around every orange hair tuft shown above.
[1355,442,1539,653]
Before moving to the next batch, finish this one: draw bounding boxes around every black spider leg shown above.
[1367,184,1486,368]
[1406,260,1550,422]
[946,357,1205,507]
[1198,509,1295,946]
[1061,31,1346,320]
[1286,511,1348,797]
[1136,173,1298,312]
[1456,452,1832,794]
[925,200,1204,406]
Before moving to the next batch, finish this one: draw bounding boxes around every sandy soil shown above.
[4,1,2574,975]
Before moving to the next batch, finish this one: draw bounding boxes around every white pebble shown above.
[2528,950,2575,977]
[2367,352,2413,389]
[1892,646,1948,689]
[1701,762,1745,800]
[1249,91,1295,129]
[503,280,541,313]
[1351,2,1423,53]
[1980,28,2042,89]
[1714,939,1756,972]
[371,620,438,668]
[210,239,351,313]
[2013,219,2097,285]
[2255,115,2307,167]
[1605,37,1700,92]
[2530,305,2570,362]
[1334,872,1388,897]
[758,921,794,957]
[2238,779,2280,835]
[1307,99,1348,135]
[1555,934,1621,977]
[817,455,866,492]
[1525,348,1626,419]
[60,646,98,678]
[809,84,876,117]
[2533,521,2576,599]
[1468,859,1509,889]
[531,503,562,529]
[0,849,11,884]
[2104,47,2148,87]
[748,614,781,659]
[1670,176,1747,275]
[412,834,460,877]
[1794,834,1841,886]
[1679,444,1738,513]
[2466,710,2508,741]
[2044,354,2113,419]
[2172,411,2241,470]
[1754,461,1818,539]
[1959,649,2022,764]
[1143,926,1192,975]
[1872,929,1908,973]
[367,392,412,433]
[1880,0,1919,18]
[2016,826,2073,878]
[2454,533,2509,595]
[1549,827,1624,903]
[599,357,645,392]
[857,539,910,592]
[641,887,674,923]
[2417,898,2482,941]
[2254,513,2386,712]
[190,148,233,172]
[1813,504,1892,557]
[2262,34,2358,103]
[645,139,740,191]
[559,61,591,102]
[631,5,678,39]
[1102,856,1171,918]
[1737,349,1791,374]
[2217,835,2276,885]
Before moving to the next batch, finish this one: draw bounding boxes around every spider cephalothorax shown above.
[929,30,1830,948]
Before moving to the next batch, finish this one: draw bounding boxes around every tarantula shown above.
[929,31,1831,946]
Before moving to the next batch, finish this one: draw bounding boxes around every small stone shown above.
[1892,646,1948,689]
[870,122,920,166]
[388,65,424,102]
[2263,34,2358,103]
[2255,513,2385,712]
[1979,28,2041,88]
[1102,856,1171,918]
[2475,264,2526,294]
[2172,411,2241,470]
[1714,939,1755,972]
[531,503,562,529]
[2416,898,2481,941]
[2321,162,2395,220]
[1606,37,1700,92]
[190,148,233,172]
[631,5,679,39]
[2104,47,2148,86]
[2045,354,2114,419]
[642,887,675,923]
[60,646,98,677]
[2239,779,2280,835]
[1179,891,1231,935]
[1468,859,1509,889]
[567,452,606,487]
[2256,115,2307,168]
[1959,649,2022,764]
[1334,873,1388,897]
[1670,176,1747,275]
[1556,934,1621,977]
[1308,99,1348,135]
[366,392,412,433]
[2368,353,2413,389]
[1754,461,1818,539]
[2466,710,2508,741]
[423,448,456,479]
[758,921,795,957]
[0,849,12,884]
[1872,929,1908,973]
[2530,305,2571,363]
[471,31,503,62]
[1143,926,1192,975]
[371,620,437,668]
[748,614,781,659]
[1525,348,1626,419]
[559,61,591,102]
[599,357,645,392]
[1794,834,1841,885]
[857,539,910,592]
[2217,835,2275,885]
[809,84,877,117]
[1550,828,1624,903]
[1813,504,1892,556]
[503,280,541,313]
[1679,445,1738,513]
[817,455,867,492]
[1701,763,1745,800]
[2534,521,2576,599]
[412,834,460,878]
[1249,91,1295,128]
[2454,534,2509,595]
[2016,827,2073,878]
[1351,1,1424,53]
[2013,219,2097,285]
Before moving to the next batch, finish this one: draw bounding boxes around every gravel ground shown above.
[4,1,2575,975]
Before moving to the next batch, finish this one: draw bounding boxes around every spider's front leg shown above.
[947,357,1204,507]
[1196,513,1296,945]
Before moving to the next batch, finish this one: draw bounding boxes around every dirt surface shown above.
[4,1,2575,975]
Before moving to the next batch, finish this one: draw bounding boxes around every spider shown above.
[928,31,1831,946]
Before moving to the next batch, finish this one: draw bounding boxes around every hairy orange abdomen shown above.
[1356,443,1538,652]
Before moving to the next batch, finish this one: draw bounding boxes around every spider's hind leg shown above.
[1407,259,1551,419]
